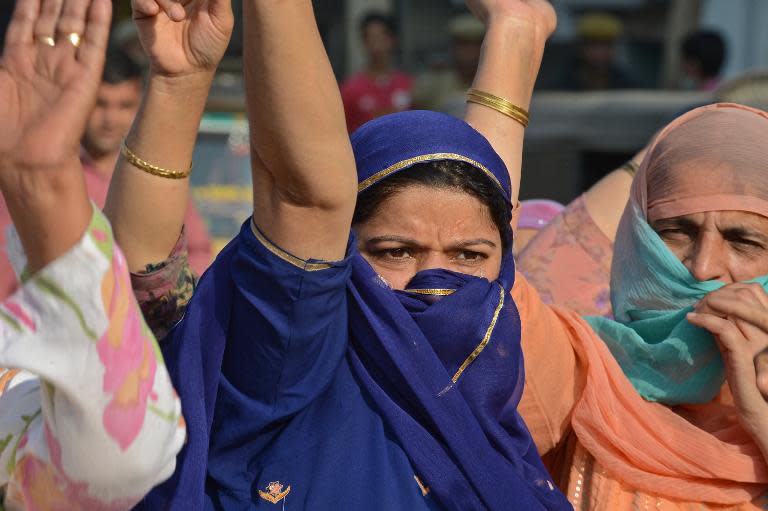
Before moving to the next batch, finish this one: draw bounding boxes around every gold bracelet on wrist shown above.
[121,141,192,180]
[620,160,640,178]
[466,88,530,128]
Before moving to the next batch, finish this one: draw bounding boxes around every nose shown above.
[684,232,730,283]
[416,251,451,274]
[104,107,118,124]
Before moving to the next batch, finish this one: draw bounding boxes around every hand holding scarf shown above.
[689,284,768,453]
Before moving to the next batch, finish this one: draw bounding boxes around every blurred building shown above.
[1,1,767,247]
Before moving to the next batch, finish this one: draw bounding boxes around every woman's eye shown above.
[731,238,764,251]
[455,251,486,262]
[376,248,412,259]
[658,229,681,237]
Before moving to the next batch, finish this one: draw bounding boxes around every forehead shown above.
[364,21,393,36]
[361,185,497,234]
[97,80,142,101]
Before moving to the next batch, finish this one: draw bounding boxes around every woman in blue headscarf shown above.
[108,0,568,510]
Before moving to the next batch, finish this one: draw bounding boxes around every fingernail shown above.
[170,3,185,21]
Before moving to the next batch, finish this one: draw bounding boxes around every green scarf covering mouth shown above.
[585,201,768,405]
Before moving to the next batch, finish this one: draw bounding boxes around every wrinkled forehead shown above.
[645,107,768,222]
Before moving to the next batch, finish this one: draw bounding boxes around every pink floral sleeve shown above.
[0,209,185,510]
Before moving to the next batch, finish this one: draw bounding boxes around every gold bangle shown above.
[121,142,192,180]
[620,160,640,178]
[466,88,530,128]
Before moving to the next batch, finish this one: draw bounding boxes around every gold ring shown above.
[66,32,82,48]
[39,35,56,47]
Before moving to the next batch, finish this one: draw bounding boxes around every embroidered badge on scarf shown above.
[259,481,291,505]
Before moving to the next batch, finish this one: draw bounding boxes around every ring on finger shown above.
[38,35,56,47]
[65,32,82,48]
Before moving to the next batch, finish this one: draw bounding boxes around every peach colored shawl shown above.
[571,103,768,505]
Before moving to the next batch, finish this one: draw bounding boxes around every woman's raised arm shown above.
[0,0,184,506]
[463,0,556,209]
[244,0,358,262]
[104,0,233,272]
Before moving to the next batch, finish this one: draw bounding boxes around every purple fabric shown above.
[352,110,513,208]
[347,111,568,509]
[347,259,569,510]
[133,238,235,510]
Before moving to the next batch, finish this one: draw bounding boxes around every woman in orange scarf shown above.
[517,103,768,509]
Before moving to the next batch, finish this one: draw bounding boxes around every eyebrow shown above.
[364,235,497,249]
[364,235,420,246]
[652,217,697,230]
[652,218,768,242]
[451,238,498,249]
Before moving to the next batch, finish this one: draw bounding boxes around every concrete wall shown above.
[701,0,768,78]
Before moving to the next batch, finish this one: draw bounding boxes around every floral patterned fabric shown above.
[131,231,197,341]
[0,209,185,510]
[516,195,614,317]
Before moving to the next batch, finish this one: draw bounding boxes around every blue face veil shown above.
[346,111,569,510]
[141,111,570,511]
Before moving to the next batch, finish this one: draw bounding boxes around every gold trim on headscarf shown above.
[357,153,505,196]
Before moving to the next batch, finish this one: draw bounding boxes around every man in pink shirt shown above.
[0,50,212,300]
[341,12,413,133]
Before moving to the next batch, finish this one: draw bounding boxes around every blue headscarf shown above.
[346,111,568,510]
[138,111,569,511]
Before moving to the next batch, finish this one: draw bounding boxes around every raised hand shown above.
[0,0,112,180]
[462,0,557,208]
[105,1,233,272]
[0,0,111,272]
[465,0,556,40]
[131,0,234,78]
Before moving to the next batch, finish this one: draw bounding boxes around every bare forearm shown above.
[244,0,356,260]
[583,169,633,242]
[583,147,647,241]
[1,164,91,273]
[104,74,212,272]
[464,19,547,207]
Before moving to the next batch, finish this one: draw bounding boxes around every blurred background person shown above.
[556,11,639,91]
[681,29,727,92]
[82,49,212,275]
[81,49,144,176]
[411,13,485,116]
[341,12,413,133]
[0,49,213,300]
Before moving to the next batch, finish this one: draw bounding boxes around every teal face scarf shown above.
[585,199,768,405]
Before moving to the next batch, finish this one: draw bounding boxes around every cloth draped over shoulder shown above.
[140,110,570,510]
[348,111,570,511]
[569,103,768,505]
[516,196,613,317]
